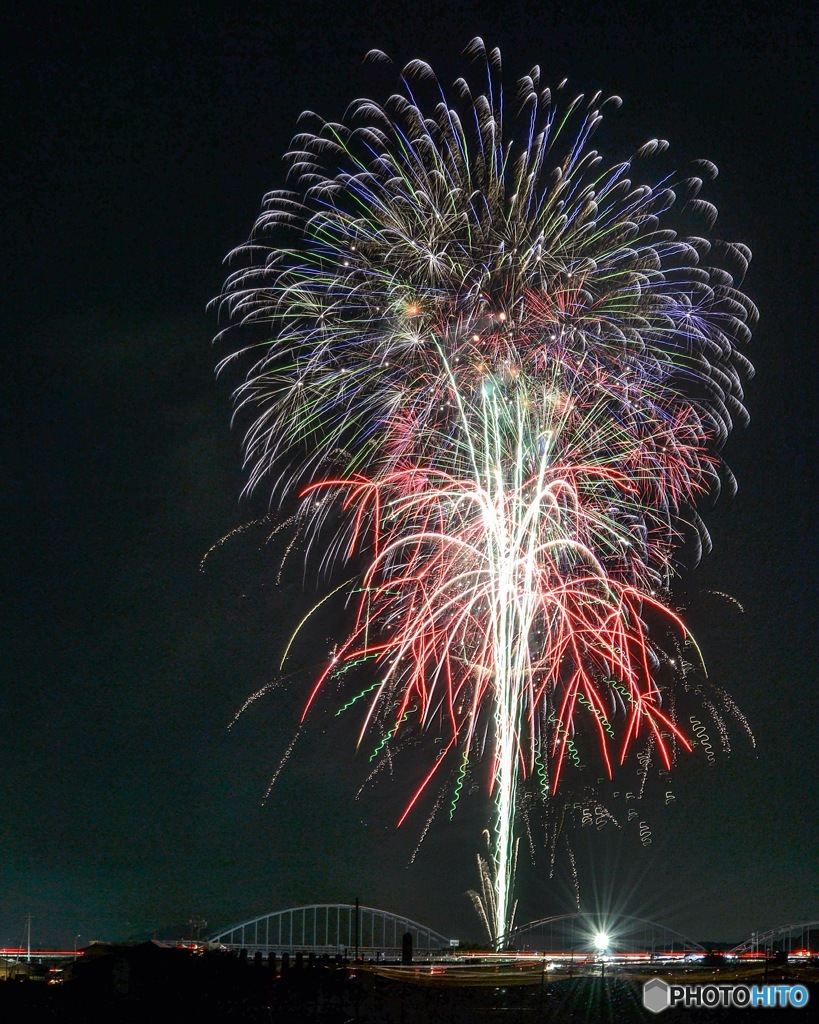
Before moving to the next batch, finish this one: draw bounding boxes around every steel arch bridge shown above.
[730,921,819,956]
[506,912,706,955]
[209,904,453,958]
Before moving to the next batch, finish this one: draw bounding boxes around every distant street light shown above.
[595,932,609,981]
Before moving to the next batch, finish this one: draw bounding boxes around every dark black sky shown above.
[2,1,816,950]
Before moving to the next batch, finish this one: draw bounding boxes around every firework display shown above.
[215,40,755,946]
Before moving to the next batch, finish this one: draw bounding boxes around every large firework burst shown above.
[214,40,756,947]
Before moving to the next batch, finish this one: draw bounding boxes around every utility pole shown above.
[354,898,360,963]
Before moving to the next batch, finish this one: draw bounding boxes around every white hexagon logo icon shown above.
[643,977,670,1014]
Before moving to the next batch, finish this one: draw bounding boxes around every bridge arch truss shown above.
[507,912,706,955]
[730,921,819,956]
[209,904,452,958]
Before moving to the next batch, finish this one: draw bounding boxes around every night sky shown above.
[2,1,815,950]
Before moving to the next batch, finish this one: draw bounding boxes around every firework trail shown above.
[214,40,755,947]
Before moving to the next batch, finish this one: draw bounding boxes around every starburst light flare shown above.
[214,39,756,948]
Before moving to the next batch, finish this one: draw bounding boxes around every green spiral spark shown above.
[449,751,469,820]
[577,693,615,738]
[369,705,415,762]
[549,712,583,769]
[335,679,382,716]
[330,653,379,682]
[610,679,640,710]
[533,747,550,800]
